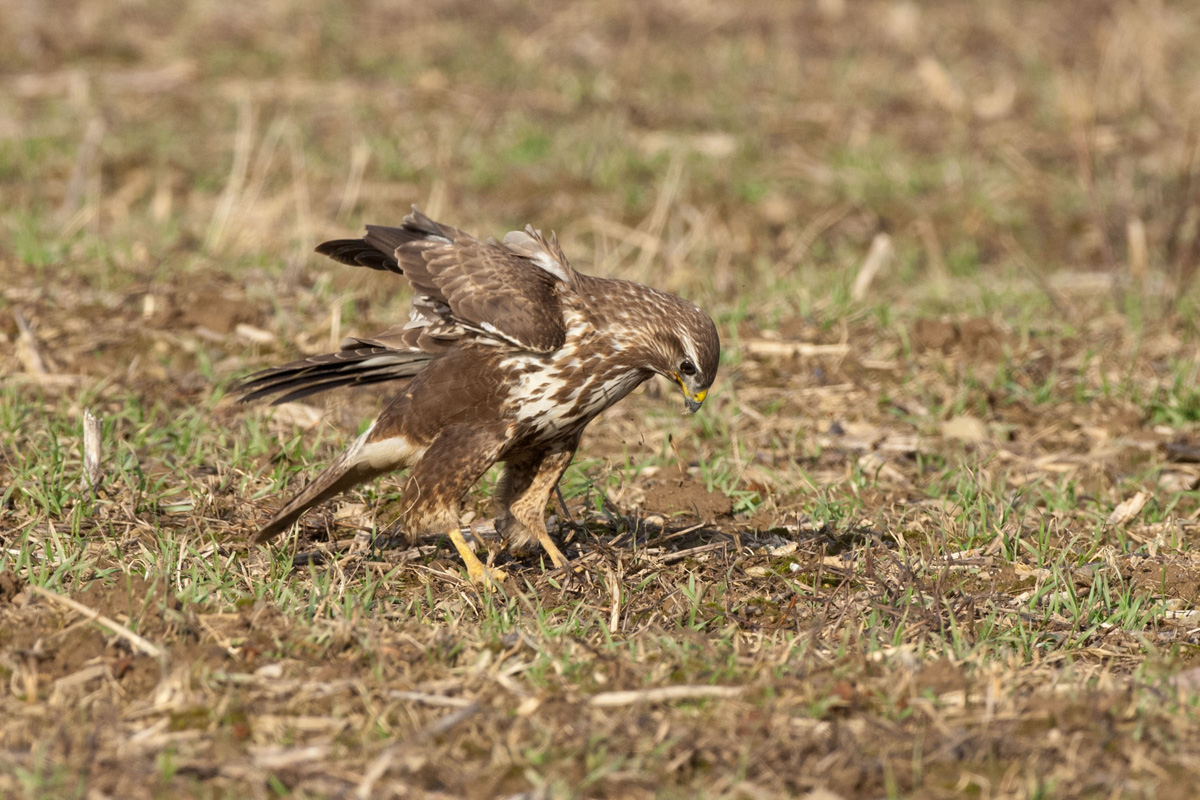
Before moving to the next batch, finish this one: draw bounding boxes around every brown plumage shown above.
[239,208,720,585]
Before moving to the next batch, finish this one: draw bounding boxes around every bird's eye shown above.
[679,359,697,377]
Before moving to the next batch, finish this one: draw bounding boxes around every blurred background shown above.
[4,0,1199,329]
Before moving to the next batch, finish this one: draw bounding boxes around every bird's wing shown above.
[317,208,577,354]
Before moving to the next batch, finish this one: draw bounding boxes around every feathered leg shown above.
[495,445,577,569]
[400,424,512,588]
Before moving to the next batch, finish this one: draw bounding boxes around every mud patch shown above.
[641,466,734,521]
[0,574,211,696]
[0,570,24,604]
[1124,560,1200,600]
[42,626,110,682]
[178,285,259,335]
[911,317,1004,358]
[912,658,966,696]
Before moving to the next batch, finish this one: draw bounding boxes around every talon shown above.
[447,526,506,590]
[466,561,509,589]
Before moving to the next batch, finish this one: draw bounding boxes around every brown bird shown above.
[239,208,719,586]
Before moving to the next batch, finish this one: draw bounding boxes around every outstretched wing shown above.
[316,208,576,354]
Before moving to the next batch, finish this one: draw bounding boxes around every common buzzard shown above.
[240,208,720,586]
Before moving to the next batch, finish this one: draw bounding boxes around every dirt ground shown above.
[5,1,1200,798]
[5,297,1200,798]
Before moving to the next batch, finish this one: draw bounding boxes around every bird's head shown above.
[648,296,720,414]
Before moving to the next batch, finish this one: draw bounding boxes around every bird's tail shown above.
[236,346,430,406]
[253,424,419,543]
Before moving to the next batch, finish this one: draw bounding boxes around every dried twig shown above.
[741,340,851,359]
[28,585,164,659]
[387,690,475,708]
[336,138,370,222]
[633,152,684,279]
[357,703,482,797]
[56,117,106,226]
[852,232,893,301]
[14,310,49,376]
[206,95,254,250]
[589,685,744,707]
[607,569,621,634]
[82,409,101,490]
[658,540,729,564]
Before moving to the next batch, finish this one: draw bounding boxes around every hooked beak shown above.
[673,373,707,414]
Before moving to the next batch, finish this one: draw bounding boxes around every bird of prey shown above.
[239,208,719,586]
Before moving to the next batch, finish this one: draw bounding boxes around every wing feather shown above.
[315,207,575,354]
[236,340,431,405]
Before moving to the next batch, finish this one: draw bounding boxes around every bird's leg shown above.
[501,448,576,571]
[445,525,507,589]
[399,423,514,589]
[515,516,570,570]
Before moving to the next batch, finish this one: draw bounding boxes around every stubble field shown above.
[4,1,1200,797]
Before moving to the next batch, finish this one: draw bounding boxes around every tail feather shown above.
[253,450,378,543]
[237,347,430,405]
[253,426,419,543]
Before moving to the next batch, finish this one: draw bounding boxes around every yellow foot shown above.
[467,560,509,590]
[537,533,572,572]
[447,526,508,589]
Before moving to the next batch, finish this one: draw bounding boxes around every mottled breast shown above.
[498,311,647,443]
